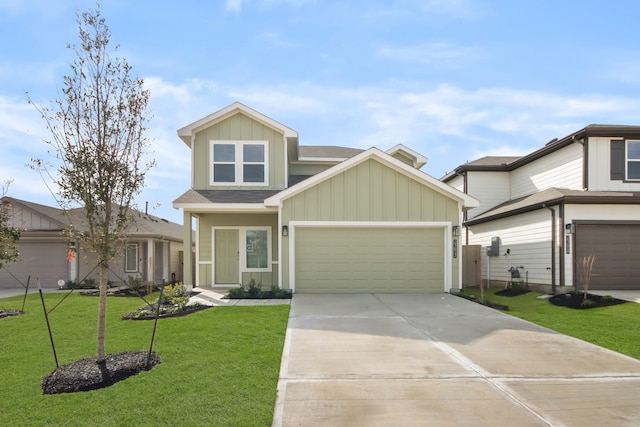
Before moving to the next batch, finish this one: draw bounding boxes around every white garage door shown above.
[294,227,445,293]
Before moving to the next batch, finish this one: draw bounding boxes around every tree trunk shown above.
[96,262,108,362]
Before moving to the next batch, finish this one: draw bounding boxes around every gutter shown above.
[542,204,557,295]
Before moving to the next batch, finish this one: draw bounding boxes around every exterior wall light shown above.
[565,223,575,234]
[282,225,289,237]
[452,225,460,236]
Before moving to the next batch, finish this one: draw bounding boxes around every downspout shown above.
[558,202,565,288]
[542,204,557,294]
[462,171,469,245]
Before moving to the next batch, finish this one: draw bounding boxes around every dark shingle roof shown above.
[298,145,363,159]
[466,188,640,226]
[173,189,281,204]
[2,196,184,241]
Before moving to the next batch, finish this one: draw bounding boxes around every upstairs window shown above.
[211,140,268,186]
[627,140,640,180]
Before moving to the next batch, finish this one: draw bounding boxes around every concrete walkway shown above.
[273,293,640,427]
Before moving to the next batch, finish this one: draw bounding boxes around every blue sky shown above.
[2,0,640,224]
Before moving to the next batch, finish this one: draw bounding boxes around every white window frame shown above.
[210,140,269,186]
[626,140,640,181]
[125,243,139,273]
[241,227,272,273]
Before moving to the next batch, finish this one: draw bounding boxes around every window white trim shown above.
[209,140,269,186]
[242,227,272,272]
[626,139,640,181]
[125,243,139,273]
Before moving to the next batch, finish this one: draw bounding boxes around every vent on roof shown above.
[545,138,558,146]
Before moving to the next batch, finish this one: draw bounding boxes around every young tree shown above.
[0,181,21,269]
[31,7,154,361]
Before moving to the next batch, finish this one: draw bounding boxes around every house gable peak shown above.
[177,102,299,147]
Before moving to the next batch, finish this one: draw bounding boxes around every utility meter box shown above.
[486,236,500,257]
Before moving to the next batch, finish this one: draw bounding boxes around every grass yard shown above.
[461,287,640,360]
[0,292,289,426]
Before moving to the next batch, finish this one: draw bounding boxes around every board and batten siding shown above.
[195,213,278,287]
[280,158,459,290]
[282,159,458,223]
[191,112,286,190]
[510,143,583,199]
[466,171,510,220]
[587,136,640,191]
[468,209,556,287]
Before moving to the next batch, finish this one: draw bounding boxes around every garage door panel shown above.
[295,227,444,293]
[576,224,640,290]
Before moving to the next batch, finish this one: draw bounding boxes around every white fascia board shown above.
[266,147,479,209]
[386,144,429,168]
[177,102,298,147]
[171,202,278,213]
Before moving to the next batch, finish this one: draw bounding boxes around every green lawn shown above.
[461,287,640,359]
[0,292,289,426]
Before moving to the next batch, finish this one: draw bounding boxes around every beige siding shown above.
[191,112,286,190]
[195,213,278,287]
[281,158,460,290]
[6,205,62,230]
[282,159,458,223]
[289,163,336,176]
[511,144,583,199]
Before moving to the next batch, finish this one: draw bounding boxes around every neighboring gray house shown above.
[443,124,640,292]
[0,197,187,288]
[173,102,478,293]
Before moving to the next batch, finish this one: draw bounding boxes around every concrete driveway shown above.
[273,293,640,427]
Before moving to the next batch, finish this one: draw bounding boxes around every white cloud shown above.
[376,42,482,67]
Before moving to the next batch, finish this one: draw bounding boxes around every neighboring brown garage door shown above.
[0,242,68,288]
[294,227,444,293]
[575,224,640,290]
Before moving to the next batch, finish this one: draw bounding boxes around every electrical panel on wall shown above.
[486,236,500,256]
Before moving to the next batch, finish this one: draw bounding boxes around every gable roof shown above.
[265,147,478,209]
[177,102,298,147]
[2,197,184,241]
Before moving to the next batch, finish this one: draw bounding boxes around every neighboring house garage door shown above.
[0,242,67,289]
[575,224,640,290]
[294,226,444,293]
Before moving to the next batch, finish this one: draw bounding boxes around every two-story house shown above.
[443,125,640,293]
[172,102,478,293]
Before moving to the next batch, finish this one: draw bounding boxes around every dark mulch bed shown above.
[496,288,530,297]
[0,309,24,319]
[549,292,627,309]
[454,292,509,311]
[121,303,210,320]
[224,290,293,299]
[42,351,160,394]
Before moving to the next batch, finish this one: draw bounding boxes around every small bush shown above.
[246,278,262,297]
[581,298,596,308]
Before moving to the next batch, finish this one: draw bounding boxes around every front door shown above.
[215,229,239,284]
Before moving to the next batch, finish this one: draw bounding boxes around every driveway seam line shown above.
[372,293,557,427]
